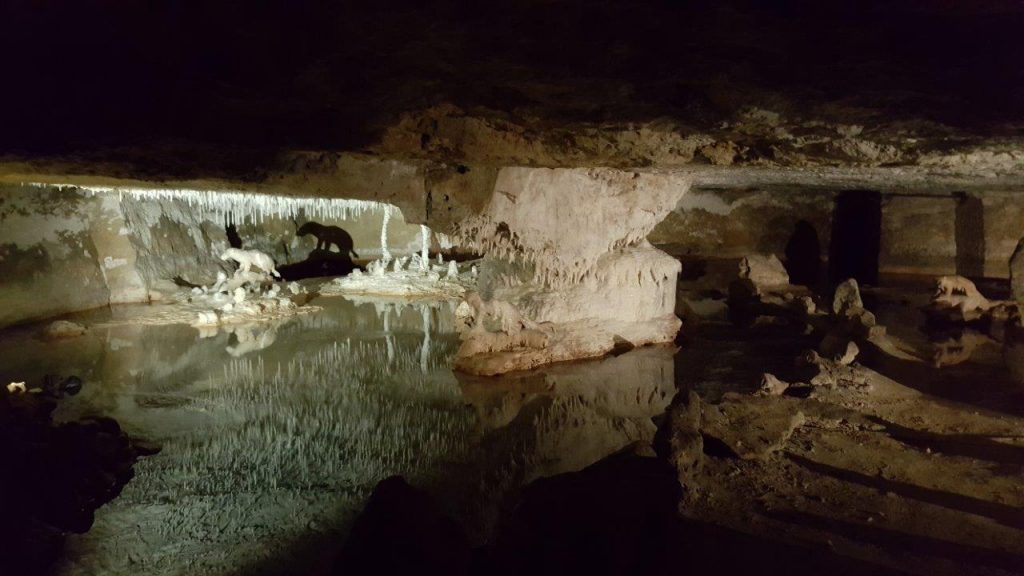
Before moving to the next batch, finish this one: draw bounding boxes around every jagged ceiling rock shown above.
[1,1,1022,174]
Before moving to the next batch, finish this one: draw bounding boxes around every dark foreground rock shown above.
[0,390,147,575]
[335,476,472,576]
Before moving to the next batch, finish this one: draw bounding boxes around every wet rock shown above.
[831,278,863,315]
[700,393,805,460]
[336,476,471,576]
[0,393,143,573]
[40,374,84,399]
[756,373,790,396]
[41,320,87,341]
[738,254,790,292]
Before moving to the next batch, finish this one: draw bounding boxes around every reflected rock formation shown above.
[450,344,678,540]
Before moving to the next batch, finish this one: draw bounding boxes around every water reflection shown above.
[0,298,678,575]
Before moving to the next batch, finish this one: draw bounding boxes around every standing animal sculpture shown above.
[297,222,359,258]
[220,248,281,278]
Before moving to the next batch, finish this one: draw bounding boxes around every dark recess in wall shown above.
[829,191,881,286]
[784,220,821,287]
[954,193,986,279]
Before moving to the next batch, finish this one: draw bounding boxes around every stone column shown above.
[454,167,689,375]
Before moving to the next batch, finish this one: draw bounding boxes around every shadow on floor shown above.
[277,249,363,281]
[330,453,910,576]
[787,453,1024,531]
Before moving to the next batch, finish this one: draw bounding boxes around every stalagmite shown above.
[420,224,430,272]
[381,207,393,262]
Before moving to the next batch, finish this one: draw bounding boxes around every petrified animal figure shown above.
[220,248,281,278]
[297,222,359,258]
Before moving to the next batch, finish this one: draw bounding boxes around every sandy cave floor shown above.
[671,278,1024,576]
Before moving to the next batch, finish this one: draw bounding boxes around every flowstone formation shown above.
[453,168,687,375]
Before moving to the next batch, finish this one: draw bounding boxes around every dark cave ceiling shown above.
[2,0,1022,157]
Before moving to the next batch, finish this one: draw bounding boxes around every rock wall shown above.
[0,185,148,327]
[0,184,432,328]
[649,188,834,261]
[651,187,1024,281]
[235,208,426,264]
[978,193,1024,278]
[878,196,957,277]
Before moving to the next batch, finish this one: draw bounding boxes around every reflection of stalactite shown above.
[383,305,395,367]
[420,305,431,374]
[170,336,471,496]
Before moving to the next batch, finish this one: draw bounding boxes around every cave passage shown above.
[829,191,882,285]
[784,220,822,287]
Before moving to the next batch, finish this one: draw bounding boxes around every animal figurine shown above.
[933,275,992,313]
[296,222,359,258]
[220,248,281,278]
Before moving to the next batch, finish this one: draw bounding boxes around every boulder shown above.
[831,278,863,315]
[335,476,471,575]
[738,254,790,291]
[41,320,87,341]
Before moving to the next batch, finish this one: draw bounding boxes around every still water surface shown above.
[0,297,675,575]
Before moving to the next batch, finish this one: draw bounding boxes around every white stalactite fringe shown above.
[27,183,398,226]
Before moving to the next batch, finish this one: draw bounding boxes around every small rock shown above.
[756,373,790,396]
[837,341,860,365]
[739,254,790,291]
[42,320,88,340]
[793,296,817,316]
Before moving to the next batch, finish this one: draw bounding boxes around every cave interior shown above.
[1,2,1023,575]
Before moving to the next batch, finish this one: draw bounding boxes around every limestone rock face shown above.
[1010,238,1024,301]
[454,168,688,375]
[0,185,118,327]
[119,196,232,288]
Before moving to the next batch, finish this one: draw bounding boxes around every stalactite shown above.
[26,183,397,227]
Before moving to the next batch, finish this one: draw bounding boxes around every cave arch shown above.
[783,220,821,287]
